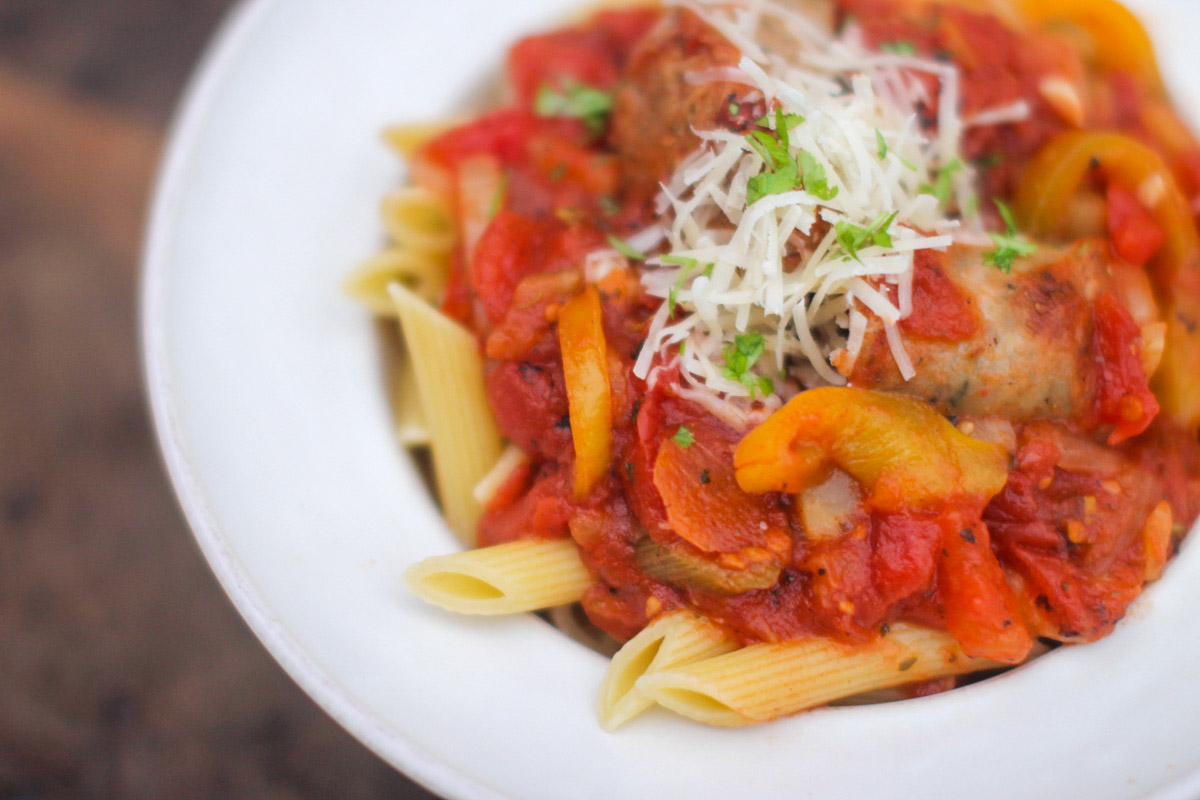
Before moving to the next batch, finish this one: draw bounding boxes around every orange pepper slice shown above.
[1014,131,1200,428]
[558,284,612,497]
[734,387,1009,513]
[938,520,1034,663]
[1015,0,1163,91]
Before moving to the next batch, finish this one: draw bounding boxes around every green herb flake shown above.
[880,41,916,56]
[797,150,838,201]
[671,426,696,449]
[487,171,510,221]
[598,196,620,216]
[835,211,899,262]
[898,656,918,671]
[728,101,740,115]
[983,198,1037,274]
[664,256,701,315]
[920,158,963,208]
[743,113,832,206]
[534,81,614,136]
[721,333,775,398]
[607,233,647,261]
[875,129,916,171]
[747,169,802,205]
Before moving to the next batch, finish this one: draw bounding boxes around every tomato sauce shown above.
[421,6,1199,660]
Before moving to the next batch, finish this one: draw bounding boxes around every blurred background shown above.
[0,2,438,797]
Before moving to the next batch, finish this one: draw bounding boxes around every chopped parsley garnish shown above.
[671,426,696,448]
[722,333,774,398]
[663,256,713,314]
[728,101,740,115]
[665,258,697,313]
[487,171,509,220]
[983,199,1037,273]
[598,196,620,216]
[875,129,916,170]
[797,151,838,200]
[534,81,614,136]
[880,41,917,56]
[607,233,647,261]
[835,211,898,262]
[919,158,963,207]
[744,110,837,205]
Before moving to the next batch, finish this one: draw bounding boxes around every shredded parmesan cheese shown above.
[620,0,1019,413]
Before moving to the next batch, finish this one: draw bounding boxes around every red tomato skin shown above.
[484,359,573,463]
[937,518,1033,663]
[1107,185,1166,266]
[1091,291,1159,444]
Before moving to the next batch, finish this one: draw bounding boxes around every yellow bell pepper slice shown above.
[1014,132,1197,273]
[734,388,1009,513]
[558,284,613,497]
[1015,0,1163,91]
[1014,131,1200,428]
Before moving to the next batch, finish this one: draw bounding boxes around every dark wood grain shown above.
[0,3,441,798]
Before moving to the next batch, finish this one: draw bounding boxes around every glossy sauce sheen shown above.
[413,3,1200,659]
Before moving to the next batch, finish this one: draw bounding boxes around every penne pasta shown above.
[393,347,430,447]
[390,283,503,543]
[376,320,430,447]
[406,539,591,614]
[638,624,1000,727]
[380,187,458,255]
[344,247,449,315]
[597,611,739,731]
[382,121,461,159]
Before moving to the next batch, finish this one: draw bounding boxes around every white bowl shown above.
[142,1,1200,797]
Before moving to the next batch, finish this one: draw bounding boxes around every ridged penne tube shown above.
[344,248,449,314]
[381,187,458,254]
[597,611,739,732]
[382,121,460,159]
[473,444,530,506]
[390,283,503,542]
[393,349,429,447]
[406,539,591,614]
[638,623,1000,727]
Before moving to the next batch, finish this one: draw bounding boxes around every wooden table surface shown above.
[0,3,440,797]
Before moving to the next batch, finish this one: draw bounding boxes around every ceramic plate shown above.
[143,1,1200,797]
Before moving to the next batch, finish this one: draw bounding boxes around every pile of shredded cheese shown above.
[627,0,1028,414]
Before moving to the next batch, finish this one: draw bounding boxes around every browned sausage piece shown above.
[847,242,1116,423]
